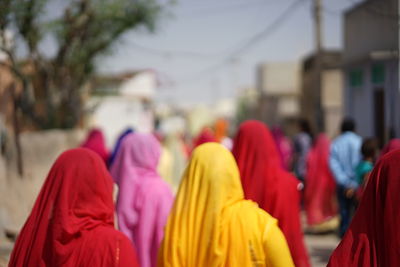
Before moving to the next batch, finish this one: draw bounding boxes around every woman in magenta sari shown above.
[304,134,337,226]
[271,126,293,171]
[80,128,109,164]
[110,133,174,267]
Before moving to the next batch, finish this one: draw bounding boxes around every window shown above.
[371,63,385,85]
[348,69,363,87]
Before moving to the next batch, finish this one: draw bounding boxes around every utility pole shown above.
[313,0,324,133]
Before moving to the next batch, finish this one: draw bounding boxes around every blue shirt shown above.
[329,132,362,188]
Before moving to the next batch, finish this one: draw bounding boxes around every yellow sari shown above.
[158,143,294,267]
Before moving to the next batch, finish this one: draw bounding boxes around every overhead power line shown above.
[129,42,218,59]
[177,1,270,18]
[174,0,307,84]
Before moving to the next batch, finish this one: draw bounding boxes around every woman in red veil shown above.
[9,148,138,267]
[232,120,310,267]
[328,149,400,267]
[304,134,337,226]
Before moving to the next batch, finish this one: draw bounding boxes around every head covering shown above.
[159,143,294,267]
[108,128,134,167]
[328,149,400,267]
[380,138,400,157]
[9,148,138,267]
[304,134,337,225]
[111,133,174,267]
[192,127,216,148]
[80,128,109,163]
[232,120,310,267]
[271,126,293,170]
[214,118,229,142]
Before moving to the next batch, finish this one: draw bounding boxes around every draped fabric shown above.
[271,127,293,170]
[232,120,310,267]
[304,134,337,225]
[380,138,400,157]
[108,128,134,167]
[9,148,138,267]
[158,143,294,267]
[80,128,109,163]
[328,149,400,267]
[111,133,174,267]
[214,118,229,142]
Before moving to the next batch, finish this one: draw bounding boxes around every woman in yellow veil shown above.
[158,143,294,267]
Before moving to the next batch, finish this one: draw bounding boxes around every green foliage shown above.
[0,0,168,129]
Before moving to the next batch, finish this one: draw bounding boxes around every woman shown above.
[80,128,109,164]
[328,149,400,267]
[233,120,310,267]
[9,148,138,267]
[271,126,293,170]
[158,143,294,267]
[304,134,337,226]
[111,133,174,267]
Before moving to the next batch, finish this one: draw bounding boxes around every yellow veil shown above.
[158,143,294,267]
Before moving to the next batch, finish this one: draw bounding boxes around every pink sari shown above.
[110,133,174,267]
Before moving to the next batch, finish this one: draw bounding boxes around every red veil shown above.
[380,138,400,158]
[328,149,400,267]
[304,134,337,225]
[192,127,216,148]
[9,148,138,267]
[232,120,310,267]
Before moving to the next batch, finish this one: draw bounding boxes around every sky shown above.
[47,0,364,106]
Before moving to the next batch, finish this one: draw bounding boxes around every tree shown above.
[0,0,166,129]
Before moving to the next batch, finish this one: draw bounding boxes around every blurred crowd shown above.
[7,117,400,267]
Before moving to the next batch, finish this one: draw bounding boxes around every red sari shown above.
[328,149,400,267]
[192,127,216,148]
[380,138,400,157]
[9,148,138,267]
[304,134,337,225]
[232,120,310,267]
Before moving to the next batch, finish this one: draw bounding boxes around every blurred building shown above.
[343,0,399,145]
[235,87,259,125]
[87,70,157,147]
[300,51,343,138]
[257,62,300,127]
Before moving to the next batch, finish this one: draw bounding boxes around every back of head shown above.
[298,118,312,135]
[9,148,115,266]
[361,138,378,159]
[233,120,281,195]
[233,120,281,166]
[341,117,356,133]
[111,133,161,182]
[160,143,246,266]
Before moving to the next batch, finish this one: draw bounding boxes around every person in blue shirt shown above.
[329,118,362,237]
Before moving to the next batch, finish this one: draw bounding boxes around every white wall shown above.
[258,62,300,95]
[90,97,154,148]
